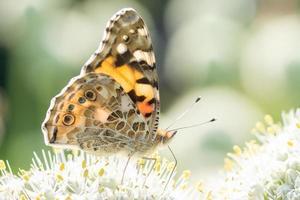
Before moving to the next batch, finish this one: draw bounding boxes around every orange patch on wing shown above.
[115,65,135,86]
[137,102,154,116]
[134,69,144,80]
[96,56,135,92]
[95,56,155,116]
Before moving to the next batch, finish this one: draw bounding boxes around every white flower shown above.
[0,150,201,200]
[210,109,300,200]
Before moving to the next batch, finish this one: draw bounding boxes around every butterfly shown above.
[41,8,177,157]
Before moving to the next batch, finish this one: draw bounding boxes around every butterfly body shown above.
[42,8,176,156]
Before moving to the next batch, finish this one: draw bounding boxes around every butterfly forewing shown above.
[81,8,160,137]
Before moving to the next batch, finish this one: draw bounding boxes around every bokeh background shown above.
[0,0,300,182]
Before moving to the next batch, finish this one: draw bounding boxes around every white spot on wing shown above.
[129,29,136,34]
[138,28,147,36]
[122,35,129,41]
[117,43,128,54]
[133,50,154,66]
[121,94,132,112]
[95,108,111,123]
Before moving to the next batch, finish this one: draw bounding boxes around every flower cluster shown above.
[210,109,300,199]
[0,150,201,200]
[3,110,300,200]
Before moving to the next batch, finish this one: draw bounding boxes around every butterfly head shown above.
[156,129,177,145]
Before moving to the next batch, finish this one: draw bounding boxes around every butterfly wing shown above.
[42,73,154,154]
[81,8,160,138]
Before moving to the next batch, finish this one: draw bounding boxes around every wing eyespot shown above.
[68,104,75,111]
[62,114,75,126]
[78,97,86,104]
[84,90,97,101]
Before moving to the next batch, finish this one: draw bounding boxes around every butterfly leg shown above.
[121,153,134,184]
[164,145,177,191]
[141,156,157,187]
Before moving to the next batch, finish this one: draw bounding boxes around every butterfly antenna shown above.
[167,118,216,132]
[165,97,201,131]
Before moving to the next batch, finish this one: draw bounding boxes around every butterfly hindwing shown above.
[81,8,160,137]
[42,73,155,154]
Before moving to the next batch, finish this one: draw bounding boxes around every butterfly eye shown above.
[84,90,96,101]
[62,114,75,126]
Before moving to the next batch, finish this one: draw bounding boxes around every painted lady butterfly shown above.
[42,8,176,157]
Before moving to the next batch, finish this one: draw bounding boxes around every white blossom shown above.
[210,109,300,200]
[0,150,200,200]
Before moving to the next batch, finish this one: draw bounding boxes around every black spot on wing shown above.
[153,81,159,89]
[115,50,131,66]
[140,60,154,70]
[145,112,152,118]
[129,61,153,71]
[148,98,156,105]
[49,127,58,143]
[136,77,150,84]
[127,89,146,103]
[105,27,111,32]
[102,39,108,45]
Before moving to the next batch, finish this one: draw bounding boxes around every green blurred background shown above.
[1,0,300,181]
